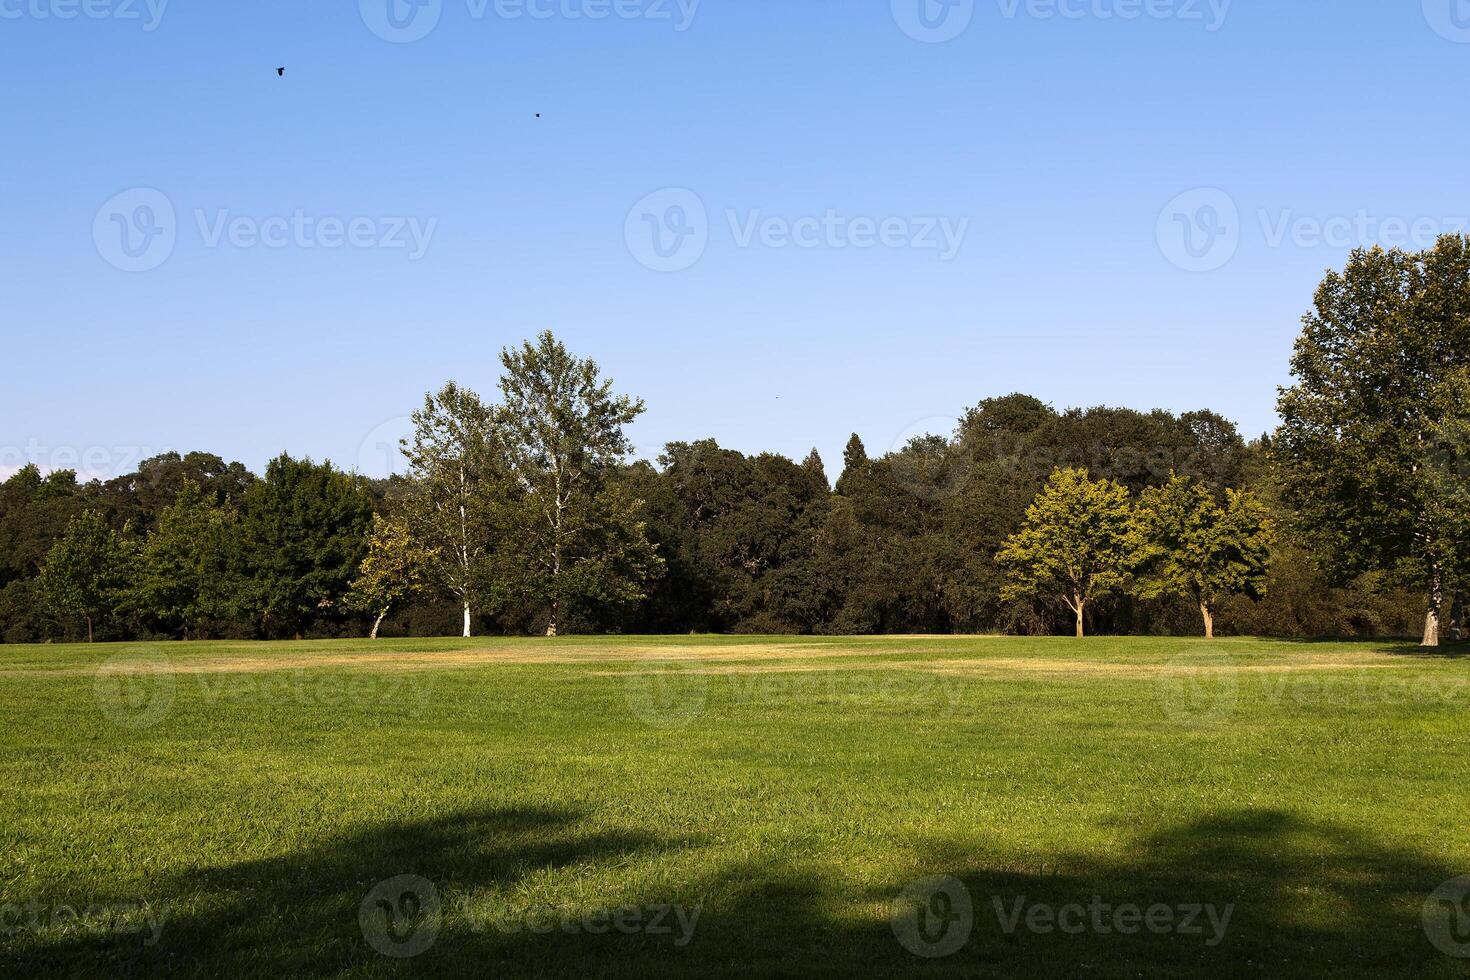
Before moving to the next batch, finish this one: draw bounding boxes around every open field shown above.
[3,635,1470,977]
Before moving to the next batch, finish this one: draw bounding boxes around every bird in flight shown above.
[277,67,285,77]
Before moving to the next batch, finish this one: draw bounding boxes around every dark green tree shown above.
[38,509,134,642]
[239,455,374,638]
[1276,237,1470,646]
[132,479,243,639]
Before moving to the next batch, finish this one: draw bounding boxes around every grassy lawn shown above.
[3,635,1470,977]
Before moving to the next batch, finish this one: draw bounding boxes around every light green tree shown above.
[38,509,134,642]
[1133,475,1275,638]
[996,468,1136,638]
[346,514,437,639]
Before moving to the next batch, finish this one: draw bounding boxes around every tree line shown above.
[6,238,1470,645]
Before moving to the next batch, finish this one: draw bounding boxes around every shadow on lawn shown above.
[8,807,1467,978]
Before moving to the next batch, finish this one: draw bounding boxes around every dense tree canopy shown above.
[0,303,1448,644]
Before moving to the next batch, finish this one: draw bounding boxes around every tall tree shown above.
[1133,475,1274,638]
[494,331,659,635]
[132,479,243,639]
[38,509,133,642]
[996,468,1137,638]
[1276,237,1470,646]
[346,514,436,639]
[402,382,499,638]
[238,455,373,638]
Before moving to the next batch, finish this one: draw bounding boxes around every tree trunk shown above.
[1450,593,1466,643]
[1423,571,1444,648]
[462,601,472,639]
[545,620,557,637]
[1200,602,1214,640]
[1073,597,1085,639]
[86,616,93,644]
[371,607,388,640]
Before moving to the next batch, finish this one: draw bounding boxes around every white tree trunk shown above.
[371,607,388,640]
[1423,570,1444,648]
[462,601,472,638]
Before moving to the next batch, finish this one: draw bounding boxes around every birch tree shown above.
[494,331,659,635]
[402,382,497,637]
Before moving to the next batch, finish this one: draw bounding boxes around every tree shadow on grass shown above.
[8,808,1468,978]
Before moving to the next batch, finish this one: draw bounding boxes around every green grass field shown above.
[3,635,1470,977]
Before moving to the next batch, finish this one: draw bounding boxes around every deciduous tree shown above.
[996,468,1136,638]
[1133,475,1274,638]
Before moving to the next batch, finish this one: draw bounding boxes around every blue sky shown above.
[4,1,1468,481]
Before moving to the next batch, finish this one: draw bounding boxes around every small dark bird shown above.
[277,67,285,77]
[535,113,541,118]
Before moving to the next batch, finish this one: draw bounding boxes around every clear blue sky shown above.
[4,1,1467,481]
